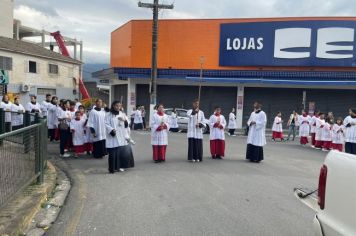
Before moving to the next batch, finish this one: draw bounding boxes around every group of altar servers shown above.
[271,108,356,155]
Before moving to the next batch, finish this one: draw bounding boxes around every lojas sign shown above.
[219,20,356,67]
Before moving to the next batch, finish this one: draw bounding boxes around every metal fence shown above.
[0,108,47,209]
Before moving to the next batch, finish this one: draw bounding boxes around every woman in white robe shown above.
[105,101,135,173]
[209,107,226,159]
[151,104,170,163]
[298,111,311,145]
[246,102,267,163]
[227,108,237,136]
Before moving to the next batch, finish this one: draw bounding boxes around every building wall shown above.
[111,17,356,71]
[0,0,14,38]
[0,50,80,104]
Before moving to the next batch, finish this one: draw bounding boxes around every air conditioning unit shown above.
[21,84,31,92]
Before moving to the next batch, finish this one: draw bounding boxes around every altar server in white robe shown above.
[47,96,59,141]
[321,117,333,151]
[1,94,13,132]
[298,110,311,145]
[343,108,356,155]
[209,106,226,159]
[11,96,25,130]
[26,95,42,123]
[40,94,52,118]
[227,108,237,136]
[314,113,325,149]
[105,101,135,173]
[70,111,86,157]
[310,112,319,147]
[246,102,267,163]
[88,99,107,158]
[169,108,179,132]
[271,112,284,141]
[332,117,345,152]
[187,99,206,162]
[133,106,143,130]
[151,104,170,163]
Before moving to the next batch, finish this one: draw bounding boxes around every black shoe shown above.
[154,160,160,163]
[212,155,216,159]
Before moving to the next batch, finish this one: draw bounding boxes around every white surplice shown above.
[11,103,25,126]
[332,124,345,144]
[151,113,170,145]
[187,109,206,139]
[47,104,59,129]
[105,111,129,148]
[70,119,86,146]
[88,108,107,142]
[134,110,143,124]
[343,116,356,143]
[169,112,179,129]
[298,115,311,137]
[227,112,237,129]
[272,116,282,132]
[321,122,332,141]
[0,101,12,122]
[209,114,226,140]
[315,118,325,141]
[247,110,267,147]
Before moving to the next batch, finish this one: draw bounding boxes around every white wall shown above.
[0,0,14,38]
[0,49,80,104]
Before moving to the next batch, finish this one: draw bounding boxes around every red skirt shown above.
[54,128,60,141]
[73,145,85,154]
[272,131,284,139]
[300,136,308,145]
[332,143,343,152]
[153,145,167,161]
[84,143,93,152]
[322,141,332,150]
[311,133,316,146]
[210,139,225,157]
[315,140,324,148]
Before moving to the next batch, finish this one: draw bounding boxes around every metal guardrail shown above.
[0,108,47,209]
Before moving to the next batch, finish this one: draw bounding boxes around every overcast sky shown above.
[13,0,356,64]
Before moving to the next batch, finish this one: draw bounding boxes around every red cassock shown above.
[152,145,167,161]
[332,143,343,152]
[272,131,283,139]
[210,140,225,157]
[300,137,308,145]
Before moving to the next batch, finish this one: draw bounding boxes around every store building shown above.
[93,17,356,128]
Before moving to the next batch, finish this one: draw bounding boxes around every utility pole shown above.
[138,0,173,125]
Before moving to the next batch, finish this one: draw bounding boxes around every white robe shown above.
[298,115,311,137]
[151,113,170,145]
[343,116,356,143]
[209,114,226,140]
[11,103,25,126]
[310,116,318,133]
[70,119,86,146]
[321,122,332,141]
[88,108,107,142]
[105,111,129,148]
[272,116,283,132]
[169,112,179,129]
[227,112,237,129]
[187,109,206,139]
[47,104,59,129]
[134,110,143,124]
[315,118,325,141]
[332,124,345,144]
[0,101,12,122]
[26,102,42,121]
[247,110,267,147]
[41,101,51,117]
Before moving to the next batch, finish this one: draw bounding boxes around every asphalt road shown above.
[47,131,326,236]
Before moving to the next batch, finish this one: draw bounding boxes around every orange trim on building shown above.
[111,17,356,71]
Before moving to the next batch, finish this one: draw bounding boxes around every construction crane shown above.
[50,31,91,101]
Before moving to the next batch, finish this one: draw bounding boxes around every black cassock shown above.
[246,144,264,162]
[188,138,203,161]
[93,139,107,158]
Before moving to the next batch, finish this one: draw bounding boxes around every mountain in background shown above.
[83,63,109,82]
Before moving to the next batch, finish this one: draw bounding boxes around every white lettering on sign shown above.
[316,27,354,59]
[274,27,354,59]
[274,28,312,59]
[226,37,263,51]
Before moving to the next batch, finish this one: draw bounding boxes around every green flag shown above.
[0,70,9,84]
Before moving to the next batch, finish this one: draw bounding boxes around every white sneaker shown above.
[127,139,136,145]
[311,145,315,148]
[227,133,231,136]
[60,153,70,157]
[119,168,125,172]
[196,159,200,162]
[232,134,236,137]
[192,160,196,162]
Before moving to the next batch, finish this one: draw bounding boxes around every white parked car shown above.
[164,108,210,133]
[295,151,356,236]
